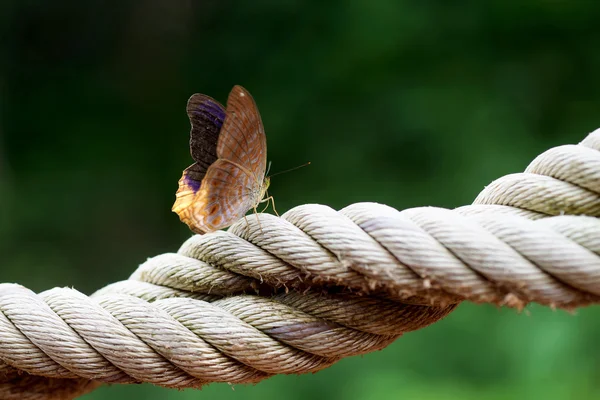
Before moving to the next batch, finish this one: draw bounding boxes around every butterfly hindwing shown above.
[187,94,225,172]
[173,94,226,227]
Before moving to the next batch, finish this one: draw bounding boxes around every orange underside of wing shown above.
[172,159,263,234]
[172,172,208,234]
[192,159,257,232]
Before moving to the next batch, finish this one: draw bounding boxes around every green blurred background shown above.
[1,1,600,399]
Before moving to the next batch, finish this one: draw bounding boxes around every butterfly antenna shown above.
[266,160,272,176]
[269,162,311,178]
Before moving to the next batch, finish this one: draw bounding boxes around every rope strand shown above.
[1,128,599,399]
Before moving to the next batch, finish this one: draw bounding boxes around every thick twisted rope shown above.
[1,128,599,399]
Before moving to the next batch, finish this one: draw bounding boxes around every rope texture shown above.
[1,128,600,399]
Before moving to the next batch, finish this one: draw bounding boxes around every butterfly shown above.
[172,85,273,234]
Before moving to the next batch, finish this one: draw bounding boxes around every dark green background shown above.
[1,1,600,399]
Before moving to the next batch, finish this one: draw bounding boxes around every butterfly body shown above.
[172,85,270,234]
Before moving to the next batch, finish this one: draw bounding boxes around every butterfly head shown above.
[261,161,271,198]
[261,176,270,198]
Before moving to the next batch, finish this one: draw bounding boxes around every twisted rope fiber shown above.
[1,129,600,399]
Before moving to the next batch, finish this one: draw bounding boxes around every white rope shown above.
[0,128,599,399]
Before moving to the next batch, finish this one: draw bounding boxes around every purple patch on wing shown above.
[182,163,206,194]
[184,174,202,193]
[197,100,226,128]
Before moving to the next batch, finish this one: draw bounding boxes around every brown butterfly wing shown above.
[216,85,267,183]
[187,159,258,233]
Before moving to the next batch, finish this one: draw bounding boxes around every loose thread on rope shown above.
[0,128,599,400]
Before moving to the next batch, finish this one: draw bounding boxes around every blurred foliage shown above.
[1,0,600,399]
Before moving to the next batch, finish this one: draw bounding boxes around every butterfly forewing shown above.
[216,85,268,182]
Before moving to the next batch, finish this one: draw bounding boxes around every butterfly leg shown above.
[259,196,271,214]
[260,196,279,217]
[253,205,264,234]
[270,197,279,217]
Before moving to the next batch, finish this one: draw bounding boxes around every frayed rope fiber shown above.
[1,128,600,399]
